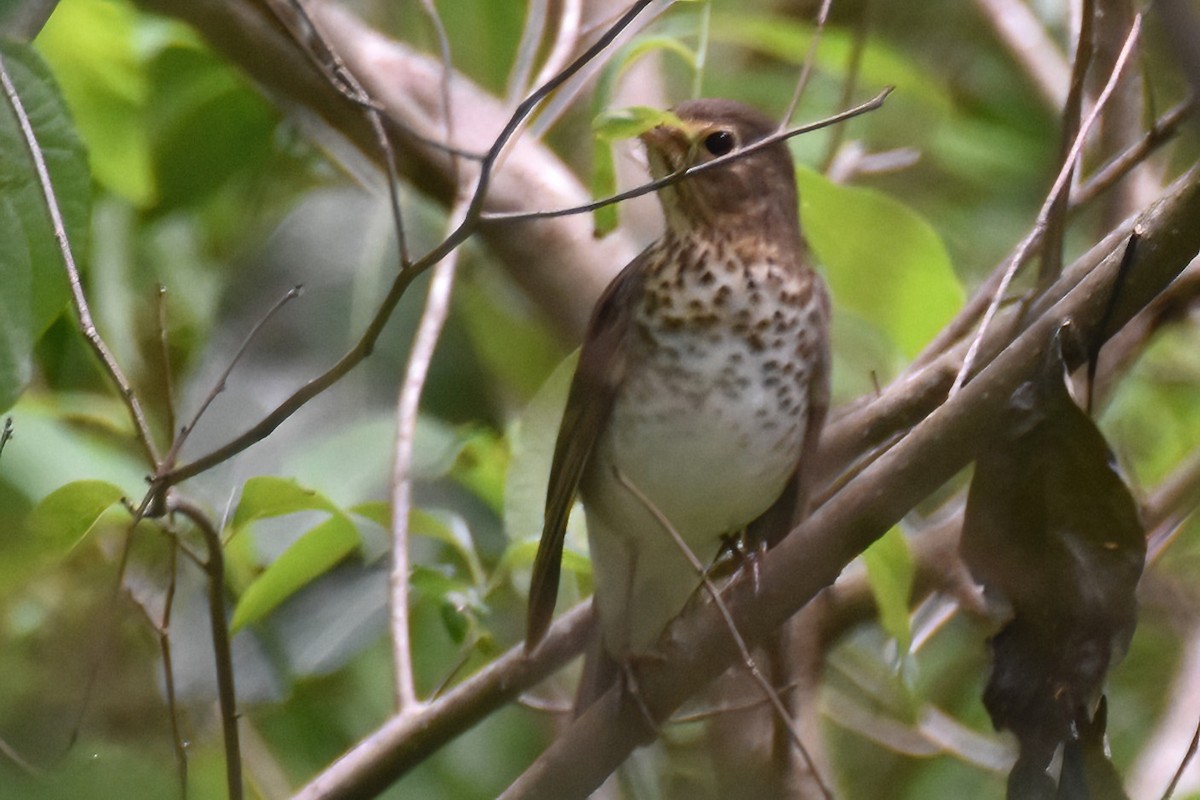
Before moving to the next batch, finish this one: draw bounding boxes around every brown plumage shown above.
[525,99,830,711]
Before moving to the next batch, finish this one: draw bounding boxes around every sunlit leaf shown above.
[590,36,695,236]
[796,165,963,358]
[231,511,360,631]
[35,0,153,203]
[592,106,683,142]
[0,40,84,410]
[862,525,914,659]
[26,479,124,557]
[231,475,340,528]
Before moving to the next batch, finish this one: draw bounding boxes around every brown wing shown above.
[524,250,650,651]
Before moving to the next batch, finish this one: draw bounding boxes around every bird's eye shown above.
[703,130,736,156]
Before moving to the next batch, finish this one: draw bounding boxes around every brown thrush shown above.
[525,99,830,709]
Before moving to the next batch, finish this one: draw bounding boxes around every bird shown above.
[524,98,831,712]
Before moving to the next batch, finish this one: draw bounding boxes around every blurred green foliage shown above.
[0,0,1197,798]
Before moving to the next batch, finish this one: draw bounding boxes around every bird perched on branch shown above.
[525,98,830,712]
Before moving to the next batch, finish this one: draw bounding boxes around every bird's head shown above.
[639,99,800,241]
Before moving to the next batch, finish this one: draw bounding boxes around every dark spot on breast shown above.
[699,270,716,286]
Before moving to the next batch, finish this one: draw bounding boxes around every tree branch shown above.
[496,164,1200,800]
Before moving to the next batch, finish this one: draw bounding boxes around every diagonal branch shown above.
[495,162,1200,800]
[292,161,1200,800]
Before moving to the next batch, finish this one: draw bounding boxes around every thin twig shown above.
[155,0,663,488]
[0,736,39,776]
[529,0,584,99]
[484,88,892,224]
[949,13,1142,396]
[277,0,414,264]
[612,467,833,800]
[391,199,469,711]
[972,0,1070,107]
[127,540,188,798]
[820,0,870,173]
[169,498,242,800]
[1038,0,1093,288]
[0,417,12,460]
[160,286,302,472]
[910,98,1190,374]
[782,0,834,127]
[1074,99,1194,207]
[156,286,177,451]
[1161,707,1200,799]
[0,50,160,466]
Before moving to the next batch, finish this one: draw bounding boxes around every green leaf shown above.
[410,508,486,587]
[34,0,152,204]
[861,526,915,659]
[26,479,124,557]
[231,475,341,528]
[231,511,361,631]
[455,269,563,400]
[796,165,963,358]
[710,13,953,114]
[505,351,578,545]
[450,427,509,516]
[590,36,695,237]
[592,106,683,142]
[0,40,84,410]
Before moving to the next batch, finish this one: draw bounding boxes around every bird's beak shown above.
[639,124,691,172]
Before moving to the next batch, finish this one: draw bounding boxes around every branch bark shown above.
[131,0,635,341]
[497,165,1200,800]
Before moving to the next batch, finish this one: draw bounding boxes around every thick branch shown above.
[497,166,1200,800]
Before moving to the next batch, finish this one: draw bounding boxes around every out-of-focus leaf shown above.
[0,395,145,502]
[590,36,695,237]
[961,326,1144,797]
[456,269,563,400]
[0,40,83,410]
[35,0,152,203]
[710,13,953,114]
[505,351,577,546]
[230,476,365,630]
[411,508,486,587]
[450,427,509,516]
[231,475,341,528]
[284,413,395,506]
[231,512,360,631]
[796,165,963,358]
[0,0,59,39]
[592,106,683,142]
[25,479,123,557]
[862,525,915,659]
[147,44,276,211]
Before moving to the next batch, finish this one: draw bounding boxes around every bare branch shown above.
[495,160,1200,800]
[390,200,469,712]
[612,467,832,798]
[0,49,160,466]
[950,13,1142,397]
[169,498,242,800]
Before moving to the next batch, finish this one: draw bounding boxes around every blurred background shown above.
[1,0,1199,797]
